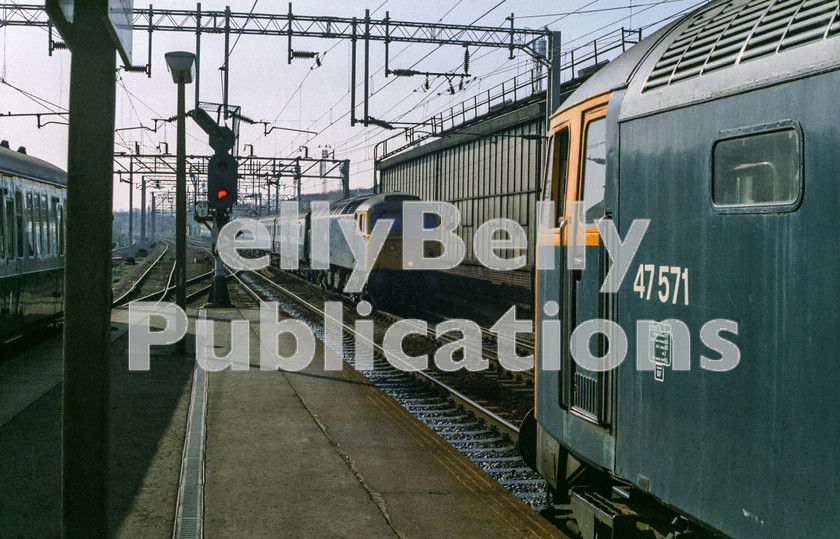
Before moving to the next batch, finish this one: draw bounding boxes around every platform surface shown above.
[0,302,559,537]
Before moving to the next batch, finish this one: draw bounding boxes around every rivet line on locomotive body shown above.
[0,143,67,344]
[258,192,440,303]
[522,0,840,536]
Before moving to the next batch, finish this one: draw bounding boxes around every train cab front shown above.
[356,194,439,303]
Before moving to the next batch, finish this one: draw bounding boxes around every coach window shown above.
[0,192,5,259]
[41,193,49,255]
[50,197,58,256]
[713,128,801,209]
[580,116,606,224]
[26,191,35,257]
[15,190,23,258]
[33,192,42,257]
[57,203,64,256]
[6,194,14,259]
[543,128,569,227]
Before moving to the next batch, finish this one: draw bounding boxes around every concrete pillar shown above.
[61,3,116,535]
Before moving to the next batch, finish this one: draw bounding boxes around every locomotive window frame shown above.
[579,116,607,224]
[711,120,804,214]
[542,127,570,227]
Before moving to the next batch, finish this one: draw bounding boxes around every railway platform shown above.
[0,297,559,537]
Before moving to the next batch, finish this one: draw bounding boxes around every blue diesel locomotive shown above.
[0,143,66,344]
[261,192,437,300]
[523,0,840,536]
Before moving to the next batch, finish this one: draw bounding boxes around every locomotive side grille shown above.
[702,0,770,73]
[671,4,746,82]
[644,0,839,92]
[573,372,599,419]
[644,3,729,90]
[340,199,365,215]
[830,6,840,35]
[780,0,838,49]
[740,0,804,62]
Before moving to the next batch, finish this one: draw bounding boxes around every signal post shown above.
[190,108,237,307]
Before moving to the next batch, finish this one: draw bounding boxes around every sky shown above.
[0,0,705,210]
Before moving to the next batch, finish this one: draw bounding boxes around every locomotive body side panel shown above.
[614,69,840,537]
[532,1,840,534]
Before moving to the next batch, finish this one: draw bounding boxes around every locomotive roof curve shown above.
[328,192,420,216]
[0,144,66,187]
[556,0,840,121]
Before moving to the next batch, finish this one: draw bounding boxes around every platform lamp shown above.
[165,51,195,354]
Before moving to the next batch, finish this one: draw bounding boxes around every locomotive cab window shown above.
[543,128,569,226]
[372,212,401,232]
[713,127,801,210]
[580,117,606,224]
[372,212,436,232]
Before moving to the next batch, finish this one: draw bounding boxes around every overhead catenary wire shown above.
[176,0,709,194]
[282,0,618,154]
[274,0,517,157]
[247,0,391,148]
[519,0,694,19]
[228,0,259,56]
[562,0,703,48]
[0,77,67,113]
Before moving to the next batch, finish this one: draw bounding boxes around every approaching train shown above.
[521,0,840,536]
[0,142,66,344]
[260,192,437,301]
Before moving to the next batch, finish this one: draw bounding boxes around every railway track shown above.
[112,242,171,306]
[112,239,217,307]
[230,268,549,508]
[266,267,537,425]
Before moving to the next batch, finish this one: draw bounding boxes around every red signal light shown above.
[217,189,228,199]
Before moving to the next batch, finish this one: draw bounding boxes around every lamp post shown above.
[165,51,195,354]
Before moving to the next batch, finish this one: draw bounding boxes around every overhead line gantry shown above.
[0,4,549,56]
[0,3,555,126]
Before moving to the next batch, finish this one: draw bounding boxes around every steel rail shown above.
[131,270,215,304]
[233,269,521,439]
[375,300,536,381]
[111,243,171,307]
